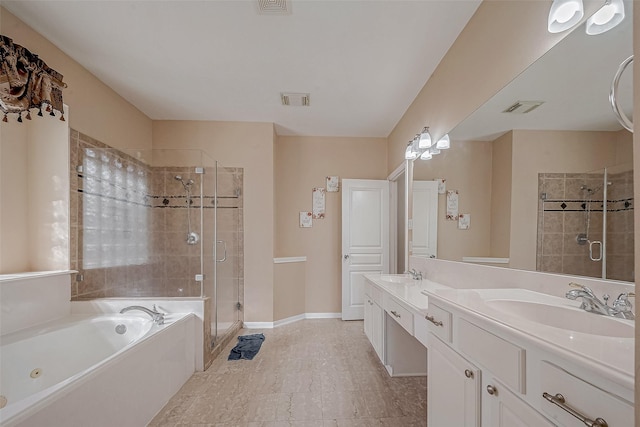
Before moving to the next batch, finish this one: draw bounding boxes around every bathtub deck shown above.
[149,318,427,426]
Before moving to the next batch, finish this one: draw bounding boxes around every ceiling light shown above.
[586,0,624,35]
[436,134,450,149]
[418,127,432,149]
[548,0,584,33]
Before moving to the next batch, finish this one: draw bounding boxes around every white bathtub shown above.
[0,312,196,427]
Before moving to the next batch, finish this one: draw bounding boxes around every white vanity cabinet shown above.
[363,277,427,376]
[425,299,633,427]
[364,282,384,362]
[428,334,481,427]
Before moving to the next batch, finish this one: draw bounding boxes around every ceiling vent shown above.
[502,100,545,114]
[257,0,291,15]
[281,93,310,107]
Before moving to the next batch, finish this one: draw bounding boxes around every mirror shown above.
[412,1,633,282]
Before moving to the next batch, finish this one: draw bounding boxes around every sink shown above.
[378,274,415,284]
[484,298,634,338]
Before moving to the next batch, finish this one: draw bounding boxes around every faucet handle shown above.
[568,282,595,296]
[603,294,610,306]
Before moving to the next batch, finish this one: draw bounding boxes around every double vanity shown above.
[364,267,634,426]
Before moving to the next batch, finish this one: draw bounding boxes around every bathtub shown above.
[0,312,196,427]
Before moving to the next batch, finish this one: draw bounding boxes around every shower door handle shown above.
[589,240,603,262]
[216,240,227,263]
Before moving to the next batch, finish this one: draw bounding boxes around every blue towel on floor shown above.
[228,333,266,360]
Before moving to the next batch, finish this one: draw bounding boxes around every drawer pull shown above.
[368,300,374,306]
[464,369,474,379]
[390,310,401,318]
[542,392,608,427]
[425,315,443,327]
[486,385,497,396]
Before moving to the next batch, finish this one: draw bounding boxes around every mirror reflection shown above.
[412,1,633,282]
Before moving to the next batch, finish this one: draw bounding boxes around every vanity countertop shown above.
[364,273,634,393]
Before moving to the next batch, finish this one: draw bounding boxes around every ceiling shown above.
[3,0,482,137]
[450,0,633,141]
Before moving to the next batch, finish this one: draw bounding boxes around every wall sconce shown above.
[586,0,624,35]
[435,134,451,149]
[548,0,584,33]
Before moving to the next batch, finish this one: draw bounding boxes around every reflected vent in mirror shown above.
[502,100,545,114]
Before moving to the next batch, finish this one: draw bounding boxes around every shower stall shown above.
[69,131,243,362]
[537,162,634,281]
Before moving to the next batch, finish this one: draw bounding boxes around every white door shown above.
[342,179,389,320]
[412,180,438,258]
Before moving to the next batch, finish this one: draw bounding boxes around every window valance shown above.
[0,35,66,122]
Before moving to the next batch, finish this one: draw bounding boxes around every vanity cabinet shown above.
[364,277,427,376]
[425,299,633,427]
[364,282,384,362]
[428,334,480,427]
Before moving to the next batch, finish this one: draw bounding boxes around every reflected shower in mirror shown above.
[411,0,633,282]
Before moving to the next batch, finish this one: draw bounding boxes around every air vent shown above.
[257,0,291,15]
[281,92,310,107]
[502,100,544,114]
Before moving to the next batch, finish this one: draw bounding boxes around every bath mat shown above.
[228,333,266,360]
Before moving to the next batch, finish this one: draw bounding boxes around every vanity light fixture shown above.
[436,134,451,149]
[548,0,584,33]
[585,0,624,35]
[418,127,432,149]
[405,139,420,160]
[429,146,441,155]
[419,150,433,160]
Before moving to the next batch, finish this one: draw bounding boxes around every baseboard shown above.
[242,321,274,329]
[244,312,343,329]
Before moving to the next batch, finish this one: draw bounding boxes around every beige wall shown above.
[152,120,275,322]
[509,130,629,270]
[274,262,306,321]
[387,0,603,172]
[413,140,492,262]
[275,136,387,314]
[0,120,29,272]
[490,132,513,259]
[1,7,152,151]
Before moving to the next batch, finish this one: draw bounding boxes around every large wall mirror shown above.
[412,0,633,283]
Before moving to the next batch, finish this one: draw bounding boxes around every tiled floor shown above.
[149,319,427,427]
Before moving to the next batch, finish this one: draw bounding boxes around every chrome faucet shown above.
[565,282,635,320]
[120,305,165,324]
[407,269,423,280]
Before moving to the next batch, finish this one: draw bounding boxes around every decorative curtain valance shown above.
[0,35,67,122]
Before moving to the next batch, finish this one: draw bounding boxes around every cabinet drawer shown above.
[539,362,633,427]
[425,303,452,343]
[458,319,525,393]
[384,295,414,335]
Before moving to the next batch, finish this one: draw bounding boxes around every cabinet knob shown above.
[464,369,474,378]
[486,385,497,396]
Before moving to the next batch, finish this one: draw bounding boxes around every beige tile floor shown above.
[149,319,427,427]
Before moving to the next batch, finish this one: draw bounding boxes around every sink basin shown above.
[378,274,415,284]
[484,299,634,338]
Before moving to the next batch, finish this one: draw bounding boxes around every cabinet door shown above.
[427,334,480,427]
[364,295,373,341]
[371,301,384,362]
[485,379,555,427]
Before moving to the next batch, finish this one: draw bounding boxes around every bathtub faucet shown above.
[120,305,165,325]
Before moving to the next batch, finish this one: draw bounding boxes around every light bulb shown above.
[548,0,584,33]
[436,134,450,149]
[420,151,432,160]
[586,0,624,35]
[418,127,432,149]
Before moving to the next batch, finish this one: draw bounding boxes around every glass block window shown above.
[81,148,150,269]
